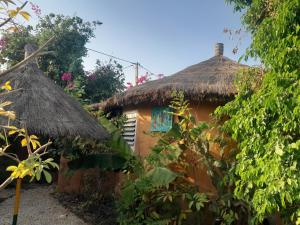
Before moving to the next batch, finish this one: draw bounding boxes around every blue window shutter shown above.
[151,107,172,132]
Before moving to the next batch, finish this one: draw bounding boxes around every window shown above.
[151,107,172,132]
[122,111,137,150]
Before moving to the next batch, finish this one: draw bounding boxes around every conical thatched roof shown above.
[0,61,109,140]
[98,43,248,112]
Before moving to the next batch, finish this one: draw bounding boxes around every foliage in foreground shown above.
[0,81,58,190]
[217,0,300,223]
[59,109,135,174]
[117,93,249,225]
[0,0,58,191]
[0,13,100,82]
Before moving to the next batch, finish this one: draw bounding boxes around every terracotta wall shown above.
[125,101,220,156]
[57,102,221,194]
[123,102,221,195]
[135,106,160,157]
[57,156,121,194]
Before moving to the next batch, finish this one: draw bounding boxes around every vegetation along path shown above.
[0,185,87,225]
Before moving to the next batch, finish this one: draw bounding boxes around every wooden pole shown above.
[135,62,139,86]
[12,179,22,225]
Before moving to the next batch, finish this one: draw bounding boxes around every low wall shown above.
[57,156,121,194]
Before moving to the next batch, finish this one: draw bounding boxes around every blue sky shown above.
[31,0,254,84]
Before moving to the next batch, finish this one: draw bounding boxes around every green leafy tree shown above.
[36,14,101,84]
[1,14,125,104]
[216,0,300,223]
[0,13,101,84]
[84,60,125,103]
[63,60,125,104]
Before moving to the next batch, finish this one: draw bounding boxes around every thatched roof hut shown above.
[99,43,247,113]
[90,43,249,196]
[92,43,248,157]
[0,45,109,140]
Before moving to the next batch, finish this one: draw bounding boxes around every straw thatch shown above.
[98,54,248,112]
[0,62,109,140]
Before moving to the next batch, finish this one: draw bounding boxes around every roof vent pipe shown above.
[214,43,224,56]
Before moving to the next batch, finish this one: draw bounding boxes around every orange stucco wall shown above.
[57,156,121,194]
[58,102,221,194]
[136,106,160,157]
[123,102,221,194]
[124,101,220,156]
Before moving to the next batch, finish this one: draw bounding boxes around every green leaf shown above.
[275,144,284,156]
[36,169,41,181]
[43,170,52,183]
[146,167,179,188]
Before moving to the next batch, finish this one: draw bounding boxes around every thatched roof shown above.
[97,43,248,112]
[0,61,109,140]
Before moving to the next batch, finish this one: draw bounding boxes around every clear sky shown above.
[31,0,254,84]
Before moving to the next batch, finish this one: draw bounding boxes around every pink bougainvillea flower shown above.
[29,2,42,16]
[126,82,133,90]
[66,81,75,90]
[137,73,150,85]
[61,72,72,81]
[157,74,164,79]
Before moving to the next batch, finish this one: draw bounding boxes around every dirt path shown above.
[0,185,88,225]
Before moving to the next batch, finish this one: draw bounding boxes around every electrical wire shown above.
[122,64,134,70]
[139,64,154,75]
[87,47,136,65]
[86,47,162,79]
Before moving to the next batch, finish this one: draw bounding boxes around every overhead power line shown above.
[86,47,161,85]
[139,64,155,75]
[123,64,134,70]
[86,47,136,65]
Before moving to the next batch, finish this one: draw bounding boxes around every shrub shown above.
[117,92,249,225]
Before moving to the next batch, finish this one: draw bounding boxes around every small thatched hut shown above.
[0,44,109,192]
[97,43,247,156]
[0,48,108,140]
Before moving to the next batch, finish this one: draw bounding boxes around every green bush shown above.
[117,93,248,225]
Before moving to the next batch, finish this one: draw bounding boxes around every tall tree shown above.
[0,13,101,85]
[217,0,300,223]
[84,60,125,103]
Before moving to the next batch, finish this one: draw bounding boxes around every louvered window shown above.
[122,111,137,150]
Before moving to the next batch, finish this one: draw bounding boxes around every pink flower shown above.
[137,73,150,85]
[61,72,72,81]
[29,2,41,16]
[126,82,133,90]
[66,81,75,90]
[157,74,164,79]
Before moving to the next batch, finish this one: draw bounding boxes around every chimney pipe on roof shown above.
[214,43,224,56]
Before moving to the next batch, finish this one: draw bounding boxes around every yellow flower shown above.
[1,81,12,91]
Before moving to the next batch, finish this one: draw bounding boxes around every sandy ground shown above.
[0,185,88,225]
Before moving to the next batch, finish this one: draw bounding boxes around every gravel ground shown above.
[0,184,88,225]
